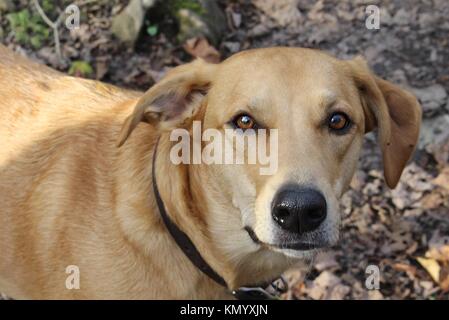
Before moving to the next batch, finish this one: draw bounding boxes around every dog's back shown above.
[0,46,141,298]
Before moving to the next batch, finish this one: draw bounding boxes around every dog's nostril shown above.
[302,207,326,232]
[272,204,300,234]
[273,208,290,224]
[272,187,327,235]
[308,207,326,221]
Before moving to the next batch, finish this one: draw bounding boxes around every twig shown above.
[75,0,98,6]
[32,0,64,64]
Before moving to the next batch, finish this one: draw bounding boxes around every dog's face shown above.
[119,48,421,271]
[202,49,370,260]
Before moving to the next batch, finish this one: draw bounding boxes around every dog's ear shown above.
[117,59,217,147]
[347,57,422,188]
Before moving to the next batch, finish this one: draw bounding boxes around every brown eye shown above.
[234,114,256,130]
[328,112,350,132]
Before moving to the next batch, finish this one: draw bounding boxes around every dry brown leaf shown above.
[417,257,441,283]
[253,0,302,28]
[393,263,418,279]
[427,247,449,262]
[429,139,449,167]
[314,252,339,271]
[420,192,445,209]
[95,56,109,80]
[406,241,419,255]
[433,167,449,191]
[183,37,221,64]
[304,271,350,300]
[419,280,439,298]
[440,266,449,292]
[367,290,384,300]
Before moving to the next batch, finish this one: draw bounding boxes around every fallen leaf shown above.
[95,56,109,80]
[367,290,384,300]
[329,284,351,300]
[253,0,302,28]
[304,271,350,300]
[419,280,439,297]
[393,263,418,279]
[440,266,449,292]
[314,252,339,271]
[433,168,449,191]
[417,257,441,283]
[419,192,445,210]
[183,37,221,63]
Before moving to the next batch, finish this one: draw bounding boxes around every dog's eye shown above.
[233,114,256,130]
[328,112,351,132]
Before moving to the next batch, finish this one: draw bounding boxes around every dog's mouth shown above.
[244,226,327,251]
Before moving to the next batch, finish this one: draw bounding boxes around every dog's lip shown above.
[244,226,326,251]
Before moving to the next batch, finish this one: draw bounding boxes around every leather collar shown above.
[151,137,287,299]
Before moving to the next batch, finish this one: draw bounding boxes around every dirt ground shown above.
[0,0,448,300]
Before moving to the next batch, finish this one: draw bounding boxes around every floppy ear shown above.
[117,58,217,147]
[347,57,422,189]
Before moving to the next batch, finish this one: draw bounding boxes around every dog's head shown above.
[118,48,421,279]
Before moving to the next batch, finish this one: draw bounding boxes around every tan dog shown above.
[0,45,421,299]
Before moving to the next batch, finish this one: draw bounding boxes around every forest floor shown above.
[1,0,448,299]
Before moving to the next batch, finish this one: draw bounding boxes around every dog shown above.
[0,45,421,299]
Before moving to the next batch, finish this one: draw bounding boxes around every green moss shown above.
[40,0,74,20]
[5,1,76,49]
[41,0,55,13]
[168,0,205,17]
[69,61,94,78]
[6,9,50,49]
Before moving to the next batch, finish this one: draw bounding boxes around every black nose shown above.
[271,187,327,235]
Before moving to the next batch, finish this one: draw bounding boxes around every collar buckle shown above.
[232,276,288,300]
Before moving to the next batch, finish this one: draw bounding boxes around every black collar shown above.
[151,138,287,299]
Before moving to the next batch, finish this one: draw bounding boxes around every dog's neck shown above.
[152,134,238,287]
[116,124,291,296]
[115,126,237,297]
